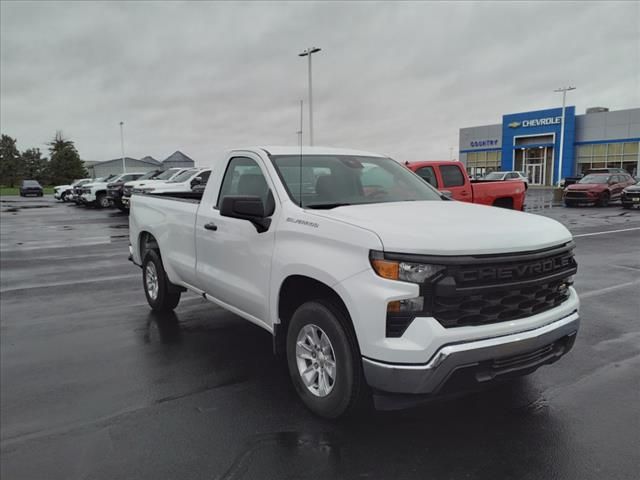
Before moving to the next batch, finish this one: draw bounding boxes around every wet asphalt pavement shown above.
[1,194,639,480]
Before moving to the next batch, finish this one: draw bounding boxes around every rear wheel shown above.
[598,192,610,207]
[142,250,181,312]
[286,300,369,418]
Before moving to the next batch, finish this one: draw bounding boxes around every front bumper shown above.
[362,310,579,394]
[621,193,640,207]
[81,192,96,203]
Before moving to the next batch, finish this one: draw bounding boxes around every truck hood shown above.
[83,182,108,190]
[125,179,168,188]
[566,183,606,191]
[310,201,572,256]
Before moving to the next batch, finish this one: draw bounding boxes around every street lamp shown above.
[119,121,126,173]
[298,47,321,146]
[554,86,576,186]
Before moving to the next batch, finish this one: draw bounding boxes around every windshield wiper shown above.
[305,202,354,209]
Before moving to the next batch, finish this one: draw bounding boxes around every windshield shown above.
[101,174,117,182]
[23,180,40,186]
[271,155,443,208]
[155,169,180,180]
[579,174,610,184]
[137,170,162,180]
[167,169,198,183]
[483,172,505,180]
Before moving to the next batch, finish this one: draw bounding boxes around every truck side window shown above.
[415,166,437,187]
[217,157,269,208]
[440,165,465,187]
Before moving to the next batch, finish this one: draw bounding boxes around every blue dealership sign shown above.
[501,107,575,183]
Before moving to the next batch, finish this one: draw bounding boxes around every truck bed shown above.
[146,191,203,203]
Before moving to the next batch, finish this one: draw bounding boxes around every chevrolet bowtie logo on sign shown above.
[508,121,521,128]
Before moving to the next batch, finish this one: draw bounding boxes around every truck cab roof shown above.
[235,146,388,158]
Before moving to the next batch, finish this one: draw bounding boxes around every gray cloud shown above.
[1,1,638,166]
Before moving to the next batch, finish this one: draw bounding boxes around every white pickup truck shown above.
[129,146,580,418]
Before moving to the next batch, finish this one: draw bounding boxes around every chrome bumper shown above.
[362,311,579,394]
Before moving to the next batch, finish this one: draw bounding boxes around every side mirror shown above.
[220,195,271,233]
[191,176,202,187]
[440,190,453,200]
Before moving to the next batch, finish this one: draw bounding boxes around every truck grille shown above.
[383,242,577,335]
[564,191,589,199]
[433,278,571,327]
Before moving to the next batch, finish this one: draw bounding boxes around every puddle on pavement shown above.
[2,204,51,213]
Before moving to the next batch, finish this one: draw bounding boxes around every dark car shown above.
[563,173,636,207]
[106,172,149,212]
[621,180,640,209]
[19,180,43,197]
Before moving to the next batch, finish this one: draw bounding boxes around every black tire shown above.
[286,299,369,419]
[142,250,181,312]
[96,192,111,209]
[116,201,129,213]
[61,192,68,202]
[598,192,610,207]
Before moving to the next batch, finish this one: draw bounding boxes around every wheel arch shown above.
[138,231,160,262]
[274,275,354,356]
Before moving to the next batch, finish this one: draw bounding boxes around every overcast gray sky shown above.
[1,1,638,166]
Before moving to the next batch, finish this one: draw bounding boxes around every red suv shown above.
[563,172,636,207]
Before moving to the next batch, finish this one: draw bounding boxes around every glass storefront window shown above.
[467,152,477,166]
[623,142,639,154]
[577,156,591,164]
[577,145,593,156]
[608,143,623,155]
[593,144,607,156]
[606,156,623,167]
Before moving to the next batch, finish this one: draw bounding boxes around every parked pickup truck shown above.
[129,147,579,418]
[406,161,526,210]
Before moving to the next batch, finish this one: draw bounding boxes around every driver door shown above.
[195,155,278,328]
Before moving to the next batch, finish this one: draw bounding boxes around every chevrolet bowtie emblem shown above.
[508,121,521,128]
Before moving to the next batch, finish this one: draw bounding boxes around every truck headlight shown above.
[370,251,444,284]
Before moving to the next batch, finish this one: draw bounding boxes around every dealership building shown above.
[459,106,640,185]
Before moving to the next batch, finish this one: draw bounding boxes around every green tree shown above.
[22,148,49,183]
[47,131,87,185]
[0,134,24,187]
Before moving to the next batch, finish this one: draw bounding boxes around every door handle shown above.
[204,222,218,231]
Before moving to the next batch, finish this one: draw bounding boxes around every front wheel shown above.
[286,300,369,418]
[142,250,181,312]
[598,192,610,207]
[96,193,110,209]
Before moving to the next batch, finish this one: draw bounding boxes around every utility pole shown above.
[119,121,126,173]
[554,86,576,186]
[298,47,321,146]
[297,100,303,148]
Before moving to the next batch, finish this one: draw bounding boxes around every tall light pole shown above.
[554,86,576,186]
[119,121,126,173]
[298,47,321,146]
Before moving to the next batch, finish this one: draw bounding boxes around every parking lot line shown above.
[0,273,138,293]
[574,227,640,238]
[579,280,640,299]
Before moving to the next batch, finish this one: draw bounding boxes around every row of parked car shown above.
[562,168,639,208]
[53,167,212,212]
